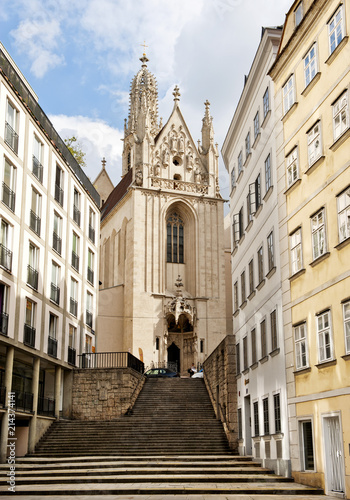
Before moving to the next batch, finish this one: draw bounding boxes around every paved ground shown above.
[0,496,335,500]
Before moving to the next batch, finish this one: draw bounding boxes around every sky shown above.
[0,0,292,202]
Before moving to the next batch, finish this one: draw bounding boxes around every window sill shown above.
[232,246,238,257]
[263,185,273,202]
[244,153,252,168]
[266,266,276,279]
[241,300,247,310]
[237,170,244,184]
[335,236,350,251]
[293,366,311,374]
[242,368,249,375]
[255,204,263,219]
[289,268,306,281]
[304,155,325,175]
[301,72,321,97]
[246,220,253,233]
[250,362,258,370]
[230,185,236,197]
[236,373,242,379]
[309,252,330,267]
[233,309,240,318]
[330,127,350,152]
[325,36,349,65]
[284,178,301,195]
[261,110,271,129]
[252,133,261,149]
[315,359,337,369]
[239,234,246,245]
[269,348,280,358]
[259,355,269,365]
[257,279,265,291]
[282,102,298,122]
[341,354,350,361]
[248,291,256,301]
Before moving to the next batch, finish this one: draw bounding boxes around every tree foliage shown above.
[64,136,86,168]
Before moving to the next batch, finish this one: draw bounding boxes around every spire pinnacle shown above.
[101,157,107,169]
[173,85,181,102]
[140,41,149,66]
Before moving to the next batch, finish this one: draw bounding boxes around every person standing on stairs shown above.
[188,363,197,377]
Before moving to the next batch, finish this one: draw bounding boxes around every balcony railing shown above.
[0,244,12,272]
[71,251,79,271]
[32,155,43,183]
[0,312,9,336]
[88,225,95,244]
[12,390,33,413]
[27,265,38,290]
[37,396,55,417]
[5,122,18,154]
[2,183,15,212]
[48,336,58,358]
[87,267,94,285]
[73,205,81,226]
[68,346,76,366]
[86,310,93,329]
[52,231,62,255]
[54,183,64,206]
[70,297,78,317]
[30,210,41,236]
[50,283,60,305]
[24,324,36,348]
[78,352,144,373]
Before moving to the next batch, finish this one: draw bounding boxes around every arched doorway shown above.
[167,342,180,373]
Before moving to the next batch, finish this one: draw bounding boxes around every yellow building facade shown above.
[270,0,350,496]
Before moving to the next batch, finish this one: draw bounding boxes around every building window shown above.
[85,334,92,353]
[237,408,242,439]
[5,100,19,153]
[24,299,36,347]
[307,121,322,166]
[343,301,350,354]
[283,75,295,115]
[54,165,64,206]
[50,261,60,305]
[304,44,317,87]
[300,420,315,471]
[317,310,333,363]
[87,249,94,285]
[267,231,274,272]
[261,319,267,359]
[0,283,9,336]
[253,401,259,437]
[155,337,160,350]
[48,313,58,358]
[328,5,344,55]
[27,242,39,290]
[263,397,269,435]
[236,343,241,374]
[0,218,13,272]
[248,259,254,296]
[167,212,184,263]
[254,111,260,141]
[265,154,271,192]
[294,1,303,26]
[237,150,243,177]
[68,325,76,365]
[286,147,299,188]
[53,212,62,255]
[33,135,44,183]
[89,208,96,244]
[73,188,81,226]
[245,132,251,159]
[70,278,78,317]
[257,246,264,284]
[241,270,246,305]
[86,292,93,328]
[231,167,235,191]
[333,92,349,141]
[337,187,350,243]
[200,339,204,353]
[234,281,239,312]
[270,309,278,351]
[263,88,269,119]
[233,207,244,245]
[294,322,308,370]
[248,174,261,220]
[72,233,80,271]
[2,158,16,212]
[274,393,281,433]
[290,228,303,275]
[251,328,257,365]
[311,208,326,260]
[243,336,248,371]
[30,187,41,236]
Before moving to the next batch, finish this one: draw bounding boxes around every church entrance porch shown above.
[167,342,180,373]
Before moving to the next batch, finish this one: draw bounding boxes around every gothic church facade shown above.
[98,55,227,373]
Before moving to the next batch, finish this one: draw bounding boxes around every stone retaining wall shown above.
[203,334,238,451]
[72,367,144,420]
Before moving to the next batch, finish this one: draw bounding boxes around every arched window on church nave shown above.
[167,212,184,263]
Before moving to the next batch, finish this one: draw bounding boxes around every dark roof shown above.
[101,169,133,221]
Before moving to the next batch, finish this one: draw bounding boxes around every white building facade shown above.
[0,43,100,459]
[222,28,290,476]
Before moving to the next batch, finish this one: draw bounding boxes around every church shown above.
[97,53,227,374]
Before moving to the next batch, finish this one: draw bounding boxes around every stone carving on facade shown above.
[165,275,195,326]
[163,148,170,167]
[178,135,185,154]
[135,168,143,186]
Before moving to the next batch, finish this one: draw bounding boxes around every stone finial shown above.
[203,99,212,125]
[101,157,107,169]
[173,85,181,102]
[140,41,149,66]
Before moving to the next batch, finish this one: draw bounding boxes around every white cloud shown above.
[49,114,124,185]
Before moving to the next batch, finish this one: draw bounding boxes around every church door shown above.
[167,342,180,373]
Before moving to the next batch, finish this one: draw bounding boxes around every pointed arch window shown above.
[167,213,184,263]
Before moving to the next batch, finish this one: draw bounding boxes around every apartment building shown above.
[222,27,291,476]
[0,43,100,459]
[269,0,350,496]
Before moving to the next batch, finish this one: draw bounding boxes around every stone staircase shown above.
[0,378,324,497]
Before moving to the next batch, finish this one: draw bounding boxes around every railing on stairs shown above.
[78,352,144,373]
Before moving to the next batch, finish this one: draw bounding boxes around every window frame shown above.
[241,270,246,305]
[294,1,303,27]
[304,43,317,88]
[237,150,243,176]
[245,131,251,159]
[257,246,264,284]
[267,231,274,272]
[251,327,257,365]
[328,5,345,55]
[290,228,303,275]
[260,319,267,359]
[273,393,281,433]
[343,301,350,354]
[307,121,322,166]
[337,187,350,243]
[166,212,184,264]
[263,87,269,119]
[248,259,254,296]
[253,401,259,437]
[332,91,349,142]
[282,75,295,115]
[316,310,333,363]
[263,397,269,435]
[299,419,315,471]
[254,111,260,141]
[286,147,299,188]
[311,208,326,260]
[270,309,278,351]
[294,322,309,370]
[265,154,271,192]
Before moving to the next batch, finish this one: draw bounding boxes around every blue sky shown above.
[0,0,292,198]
